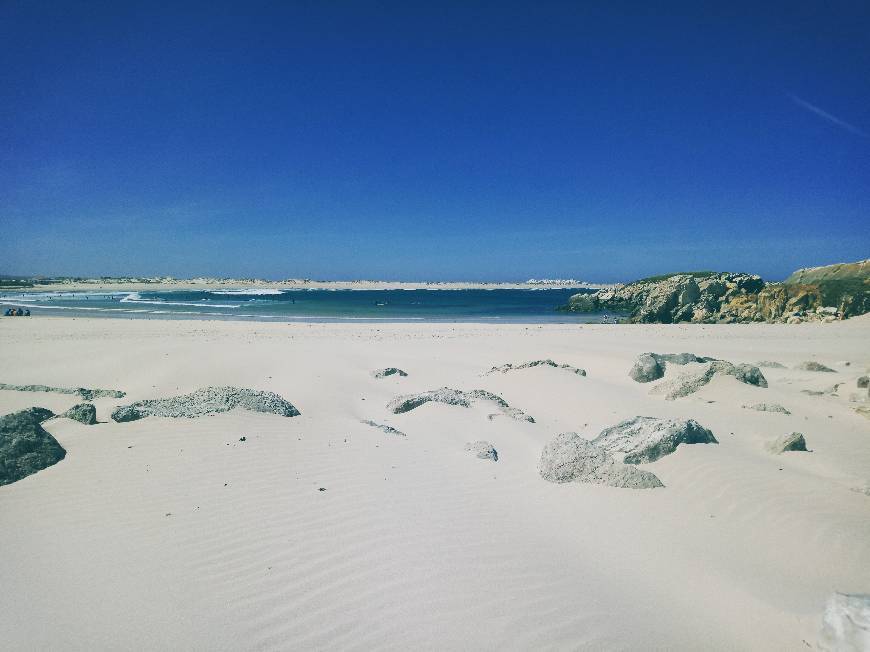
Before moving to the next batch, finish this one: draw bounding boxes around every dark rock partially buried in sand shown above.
[766,432,808,454]
[819,592,870,651]
[742,402,791,415]
[628,352,716,383]
[110,387,301,422]
[0,383,125,400]
[592,416,718,464]
[61,402,97,425]
[465,440,498,461]
[651,360,767,400]
[387,387,534,422]
[361,419,406,437]
[372,368,408,379]
[796,361,836,372]
[857,376,869,389]
[0,407,65,486]
[487,360,586,376]
[539,432,663,489]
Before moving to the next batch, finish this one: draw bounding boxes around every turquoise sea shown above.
[0,288,617,323]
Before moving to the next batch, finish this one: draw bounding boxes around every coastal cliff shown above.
[565,259,870,323]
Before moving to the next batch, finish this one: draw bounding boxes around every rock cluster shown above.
[465,440,498,461]
[567,272,764,323]
[372,368,408,378]
[650,360,767,400]
[387,388,534,422]
[0,383,125,400]
[486,360,586,376]
[0,407,65,485]
[61,402,97,425]
[360,419,406,437]
[628,352,715,383]
[564,259,870,323]
[592,417,718,464]
[766,432,808,454]
[539,416,717,489]
[111,387,301,422]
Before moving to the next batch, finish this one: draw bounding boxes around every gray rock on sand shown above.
[465,440,498,461]
[593,416,718,464]
[361,419,406,437]
[628,352,716,383]
[387,387,534,422]
[797,361,836,372]
[756,360,786,369]
[858,376,869,388]
[111,387,301,422]
[651,360,767,400]
[742,402,791,415]
[766,432,808,454]
[0,383,125,400]
[0,407,65,486]
[372,368,408,379]
[629,353,664,383]
[61,402,98,425]
[819,592,870,651]
[539,432,663,489]
[487,360,586,376]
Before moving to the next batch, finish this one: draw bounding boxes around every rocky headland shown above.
[564,259,869,324]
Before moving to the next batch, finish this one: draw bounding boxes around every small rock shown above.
[239,436,246,442]
[857,376,869,389]
[743,403,791,415]
[766,432,808,454]
[0,383,125,399]
[361,420,406,437]
[487,360,586,376]
[111,387,301,422]
[756,360,786,369]
[318,487,327,492]
[629,353,664,383]
[464,440,498,461]
[593,416,717,464]
[796,361,836,372]
[61,402,98,425]
[651,360,767,400]
[387,387,534,422]
[539,432,663,489]
[372,367,408,379]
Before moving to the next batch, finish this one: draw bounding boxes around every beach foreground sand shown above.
[1,316,869,650]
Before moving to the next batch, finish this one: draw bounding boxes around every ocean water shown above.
[0,288,618,323]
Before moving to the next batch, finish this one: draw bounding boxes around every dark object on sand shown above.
[0,408,65,485]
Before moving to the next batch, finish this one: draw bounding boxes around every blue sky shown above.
[1,1,868,282]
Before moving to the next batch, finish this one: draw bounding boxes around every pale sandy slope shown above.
[0,316,868,650]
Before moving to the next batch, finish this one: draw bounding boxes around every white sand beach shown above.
[1,315,869,650]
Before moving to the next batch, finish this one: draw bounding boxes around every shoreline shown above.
[1,279,615,294]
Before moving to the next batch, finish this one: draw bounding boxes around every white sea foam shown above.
[120,293,240,309]
[207,288,285,296]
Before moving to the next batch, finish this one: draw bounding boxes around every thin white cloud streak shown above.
[789,93,868,137]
